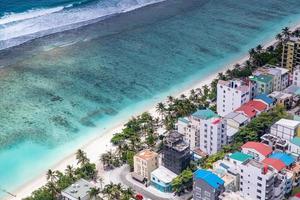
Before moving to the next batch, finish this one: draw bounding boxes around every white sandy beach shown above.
[5,24,300,200]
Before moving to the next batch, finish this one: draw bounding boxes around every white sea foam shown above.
[0,0,164,50]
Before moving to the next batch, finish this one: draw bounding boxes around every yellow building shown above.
[282,38,300,71]
[133,149,158,182]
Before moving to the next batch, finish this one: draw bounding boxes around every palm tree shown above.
[88,187,101,200]
[65,165,76,180]
[46,169,58,183]
[256,44,263,53]
[167,96,174,103]
[180,94,186,99]
[282,27,291,39]
[248,48,256,58]
[46,181,58,198]
[76,149,89,166]
[275,33,282,41]
[156,102,166,119]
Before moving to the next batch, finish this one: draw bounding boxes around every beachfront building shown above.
[61,179,95,200]
[241,141,272,161]
[177,109,227,155]
[293,65,300,87]
[150,165,177,193]
[235,100,268,120]
[162,131,190,174]
[249,74,273,95]
[253,65,289,91]
[216,79,255,117]
[270,119,300,141]
[282,38,300,71]
[193,169,225,200]
[133,149,158,182]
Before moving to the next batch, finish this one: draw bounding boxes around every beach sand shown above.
[5,13,300,200]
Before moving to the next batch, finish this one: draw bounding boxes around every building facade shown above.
[270,119,300,141]
[282,38,300,71]
[162,131,190,174]
[133,149,158,182]
[193,169,225,200]
[250,74,273,95]
[217,79,255,117]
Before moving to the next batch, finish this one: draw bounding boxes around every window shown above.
[257,183,262,187]
[204,191,211,197]
[257,189,261,193]
[257,177,262,181]
[256,196,261,200]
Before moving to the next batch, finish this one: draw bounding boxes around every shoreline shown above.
[4,10,300,200]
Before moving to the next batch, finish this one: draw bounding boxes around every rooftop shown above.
[284,85,300,95]
[235,100,267,118]
[194,169,224,189]
[274,119,300,129]
[250,74,273,84]
[178,117,190,124]
[164,131,189,152]
[269,152,295,166]
[254,94,275,105]
[61,179,94,199]
[151,166,177,183]
[192,108,218,120]
[262,158,286,171]
[275,67,289,75]
[135,149,158,160]
[229,152,253,162]
[224,112,249,124]
[269,91,292,99]
[241,142,272,156]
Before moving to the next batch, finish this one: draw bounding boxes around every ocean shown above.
[1,0,300,198]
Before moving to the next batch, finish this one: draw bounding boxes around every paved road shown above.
[118,165,192,200]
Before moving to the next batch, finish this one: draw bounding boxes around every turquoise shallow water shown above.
[1,0,300,198]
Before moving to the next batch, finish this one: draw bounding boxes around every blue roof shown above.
[254,94,274,105]
[194,169,224,189]
[269,152,295,166]
[192,108,218,120]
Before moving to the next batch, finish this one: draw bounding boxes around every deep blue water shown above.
[1,0,300,198]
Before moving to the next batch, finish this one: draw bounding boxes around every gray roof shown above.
[61,179,94,200]
[224,112,248,124]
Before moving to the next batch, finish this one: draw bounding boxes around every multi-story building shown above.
[270,119,300,141]
[162,131,190,174]
[217,79,255,117]
[239,159,275,200]
[250,74,273,95]
[193,169,225,200]
[282,38,300,71]
[293,65,300,87]
[253,65,289,91]
[177,109,227,155]
[133,149,158,182]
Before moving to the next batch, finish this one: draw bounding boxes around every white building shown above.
[270,119,300,141]
[61,179,95,200]
[177,109,227,155]
[217,79,255,117]
[293,65,300,87]
[239,160,275,200]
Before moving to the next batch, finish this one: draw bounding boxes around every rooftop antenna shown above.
[0,186,16,198]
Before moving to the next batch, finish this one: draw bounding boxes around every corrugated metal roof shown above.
[269,152,295,166]
[194,169,224,189]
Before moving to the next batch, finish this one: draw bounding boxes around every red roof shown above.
[235,100,267,118]
[295,193,300,198]
[242,142,272,156]
[262,158,286,171]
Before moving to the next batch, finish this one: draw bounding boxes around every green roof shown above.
[250,74,273,84]
[178,117,190,124]
[291,137,300,147]
[229,152,253,162]
[192,108,218,119]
